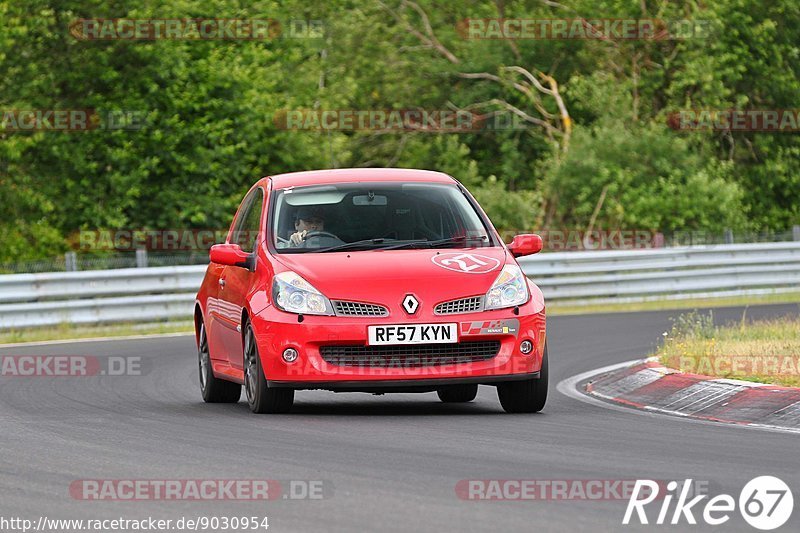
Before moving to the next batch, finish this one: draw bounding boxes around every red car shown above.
[194,168,547,414]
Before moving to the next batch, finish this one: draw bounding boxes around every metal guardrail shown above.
[518,241,800,302]
[0,242,799,329]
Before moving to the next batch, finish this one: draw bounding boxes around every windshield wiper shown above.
[316,238,388,253]
[377,235,487,251]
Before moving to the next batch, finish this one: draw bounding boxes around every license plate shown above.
[367,323,458,346]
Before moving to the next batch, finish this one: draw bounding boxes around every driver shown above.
[289,206,327,246]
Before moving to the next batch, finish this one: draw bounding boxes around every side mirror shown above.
[209,244,254,269]
[508,234,543,257]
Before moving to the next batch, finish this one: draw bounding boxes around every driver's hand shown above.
[289,230,307,246]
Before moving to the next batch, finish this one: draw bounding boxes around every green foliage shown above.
[545,120,746,233]
[668,311,717,340]
[471,178,543,235]
[0,0,798,263]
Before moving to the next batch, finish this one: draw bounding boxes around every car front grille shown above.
[319,341,501,367]
[434,296,484,315]
[332,300,389,317]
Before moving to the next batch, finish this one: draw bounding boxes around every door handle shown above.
[218,279,226,288]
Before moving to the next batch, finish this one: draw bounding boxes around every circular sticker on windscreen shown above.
[431,253,501,274]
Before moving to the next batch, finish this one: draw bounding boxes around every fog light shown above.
[520,340,533,355]
[282,348,299,363]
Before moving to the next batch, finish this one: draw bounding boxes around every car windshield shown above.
[271,182,492,253]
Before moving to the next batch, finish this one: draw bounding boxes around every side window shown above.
[231,189,265,253]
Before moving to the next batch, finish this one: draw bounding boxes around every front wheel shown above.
[497,344,548,413]
[243,322,294,414]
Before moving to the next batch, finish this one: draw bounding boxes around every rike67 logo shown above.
[624,476,793,530]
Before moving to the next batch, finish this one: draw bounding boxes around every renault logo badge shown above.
[402,294,419,314]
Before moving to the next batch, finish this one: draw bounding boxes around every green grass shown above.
[548,291,800,316]
[0,321,194,345]
[654,311,800,387]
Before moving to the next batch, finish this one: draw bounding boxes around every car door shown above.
[215,187,265,370]
[203,259,227,364]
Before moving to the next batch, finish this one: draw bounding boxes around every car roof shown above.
[265,168,456,189]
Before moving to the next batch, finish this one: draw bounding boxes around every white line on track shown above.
[556,359,800,436]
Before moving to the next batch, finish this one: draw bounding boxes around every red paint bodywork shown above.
[195,169,546,388]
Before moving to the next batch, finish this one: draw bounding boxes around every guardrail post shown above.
[65,252,78,272]
[724,228,734,244]
[793,225,800,241]
[135,248,148,268]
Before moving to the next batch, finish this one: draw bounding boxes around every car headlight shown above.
[484,264,529,310]
[272,271,334,316]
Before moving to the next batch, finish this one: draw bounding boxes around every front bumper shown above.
[267,372,540,391]
[250,299,546,386]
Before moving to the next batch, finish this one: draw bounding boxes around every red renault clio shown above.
[195,168,546,414]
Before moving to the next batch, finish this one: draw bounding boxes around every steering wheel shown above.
[304,230,340,241]
[301,230,344,248]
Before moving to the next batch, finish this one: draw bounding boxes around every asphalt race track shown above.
[1,303,799,532]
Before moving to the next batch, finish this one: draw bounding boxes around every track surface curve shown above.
[1,303,799,532]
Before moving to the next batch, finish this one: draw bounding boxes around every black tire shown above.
[243,321,294,414]
[497,344,548,413]
[197,320,241,403]
[437,384,478,403]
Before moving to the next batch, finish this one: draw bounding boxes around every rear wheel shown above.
[198,320,241,403]
[437,384,478,403]
[497,344,548,413]
[243,322,294,414]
